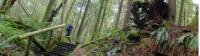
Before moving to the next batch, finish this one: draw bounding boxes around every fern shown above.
[176,33,198,50]
[0,21,25,37]
[0,20,27,48]
[188,36,198,50]
[176,33,193,43]
[156,27,169,44]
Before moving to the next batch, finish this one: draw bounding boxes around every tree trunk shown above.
[122,0,132,28]
[98,0,109,38]
[183,9,186,26]
[178,0,184,25]
[114,0,124,29]
[60,0,68,41]
[42,0,56,22]
[46,0,67,45]
[76,0,91,42]
[64,0,77,23]
[24,36,33,56]
[0,0,17,13]
[72,1,85,40]
[0,0,8,11]
[91,0,105,40]
[168,0,176,23]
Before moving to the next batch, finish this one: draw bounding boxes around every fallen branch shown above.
[0,24,66,47]
[17,24,66,39]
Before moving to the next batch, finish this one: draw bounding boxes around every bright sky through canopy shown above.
[193,0,200,4]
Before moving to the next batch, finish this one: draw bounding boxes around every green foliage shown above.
[0,0,198,55]
[20,16,48,30]
[119,31,126,41]
[130,28,140,35]
[176,0,197,25]
[176,33,193,43]
[156,27,169,44]
[0,19,27,48]
[0,16,47,49]
[0,20,25,37]
[188,36,198,50]
[176,33,198,50]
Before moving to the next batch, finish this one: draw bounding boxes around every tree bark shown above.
[178,0,184,25]
[60,0,68,41]
[91,0,105,40]
[183,9,186,26]
[24,36,33,56]
[114,0,124,29]
[98,0,109,38]
[168,0,176,23]
[65,0,77,23]
[72,1,85,40]
[0,0,17,13]
[122,0,132,28]
[0,0,8,11]
[76,0,91,42]
[46,0,67,45]
[42,0,56,22]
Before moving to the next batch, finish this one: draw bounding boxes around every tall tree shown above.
[114,0,124,29]
[0,0,17,13]
[91,0,105,40]
[45,0,67,46]
[122,0,132,28]
[76,0,91,42]
[65,0,77,23]
[178,0,184,25]
[169,1,177,55]
[42,0,56,22]
[168,0,176,23]
[60,0,68,41]
[72,0,85,40]
[98,0,109,37]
